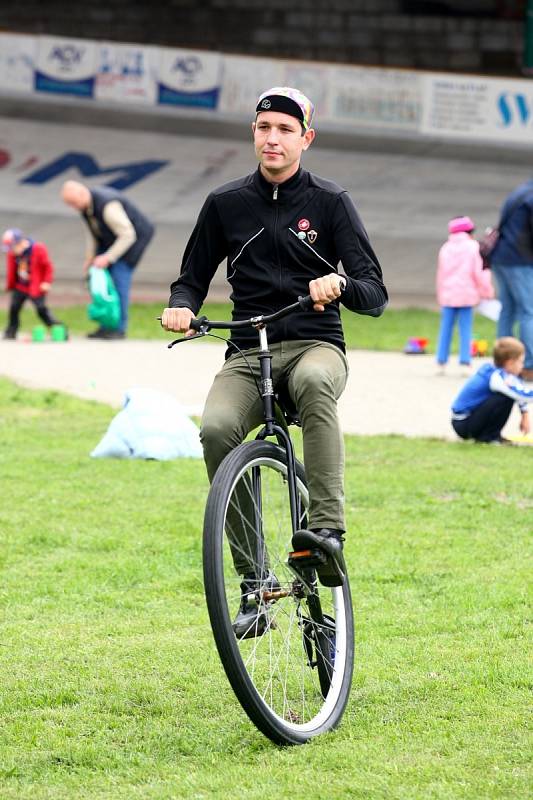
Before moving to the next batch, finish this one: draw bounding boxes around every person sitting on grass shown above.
[2,228,65,340]
[451,336,533,445]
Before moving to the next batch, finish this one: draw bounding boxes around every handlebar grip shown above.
[190,315,208,332]
[298,294,315,312]
[298,279,345,312]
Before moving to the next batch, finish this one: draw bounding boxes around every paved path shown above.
[1,337,526,441]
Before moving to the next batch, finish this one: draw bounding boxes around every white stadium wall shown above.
[0,32,532,148]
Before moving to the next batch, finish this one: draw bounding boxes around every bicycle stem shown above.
[257,327,276,432]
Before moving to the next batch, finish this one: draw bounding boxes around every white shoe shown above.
[435,364,446,376]
[460,364,472,378]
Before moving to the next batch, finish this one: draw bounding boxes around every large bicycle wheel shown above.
[203,439,354,745]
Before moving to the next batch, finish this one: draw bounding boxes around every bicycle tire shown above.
[203,439,354,745]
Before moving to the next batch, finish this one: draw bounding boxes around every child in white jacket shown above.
[436,216,494,375]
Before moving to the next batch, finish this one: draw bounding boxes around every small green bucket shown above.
[51,324,67,342]
[32,325,46,342]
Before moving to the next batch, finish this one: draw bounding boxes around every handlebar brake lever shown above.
[167,331,207,349]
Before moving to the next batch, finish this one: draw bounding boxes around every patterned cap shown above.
[256,87,315,131]
[2,228,24,252]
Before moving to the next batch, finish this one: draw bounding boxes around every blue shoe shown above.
[290,529,346,587]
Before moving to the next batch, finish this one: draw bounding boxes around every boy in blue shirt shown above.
[451,337,533,444]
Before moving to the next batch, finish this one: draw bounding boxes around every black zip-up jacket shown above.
[169,166,387,353]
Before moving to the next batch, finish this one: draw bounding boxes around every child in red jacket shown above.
[2,228,64,339]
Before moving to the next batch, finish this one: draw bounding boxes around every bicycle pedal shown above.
[288,548,328,569]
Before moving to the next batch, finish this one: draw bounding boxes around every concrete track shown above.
[1,97,531,307]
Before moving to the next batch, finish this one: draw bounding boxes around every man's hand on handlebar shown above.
[161,307,196,336]
[160,277,345,335]
[309,274,346,312]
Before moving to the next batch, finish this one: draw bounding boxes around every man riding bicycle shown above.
[161,86,388,633]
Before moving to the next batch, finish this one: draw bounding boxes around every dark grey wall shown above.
[0,0,526,76]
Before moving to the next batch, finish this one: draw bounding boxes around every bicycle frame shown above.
[166,293,316,537]
[167,295,355,743]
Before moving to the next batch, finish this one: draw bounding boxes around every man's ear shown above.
[302,128,315,151]
[251,121,256,137]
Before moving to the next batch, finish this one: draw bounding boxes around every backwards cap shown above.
[256,86,314,131]
[2,228,24,252]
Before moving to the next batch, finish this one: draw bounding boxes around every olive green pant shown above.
[200,340,349,548]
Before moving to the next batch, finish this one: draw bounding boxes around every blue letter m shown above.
[21,151,169,190]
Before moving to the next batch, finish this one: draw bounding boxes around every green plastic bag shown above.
[87,267,121,330]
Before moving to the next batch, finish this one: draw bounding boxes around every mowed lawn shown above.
[0,378,531,800]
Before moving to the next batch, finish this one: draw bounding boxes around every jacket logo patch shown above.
[298,218,310,231]
[307,230,318,244]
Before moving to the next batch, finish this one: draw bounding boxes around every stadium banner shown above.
[219,57,422,131]
[95,42,157,105]
[420,72,533,145]
[1,31,532,147]
[34,36,97,98]
[157,48,222,109]
[282,62,333,122]
[0,33,36,94]
[218,55,285,116]
[328,65,422,131]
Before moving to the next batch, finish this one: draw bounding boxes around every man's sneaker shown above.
[87,328,125,340]
[3,330,16,340]
[290,529,346,587]
[87,327,107,339]
[102,330,125,340]
[232,572,279,640]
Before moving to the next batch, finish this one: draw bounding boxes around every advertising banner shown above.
[157,48,222,109]
[95,42,156,105]
[0,34,36,94]
[219,55,285,116]
[1,29,530,149]
[328,65,422,131]
[34,36,97,98]
[420,73,533,145]
[282,62,333,122]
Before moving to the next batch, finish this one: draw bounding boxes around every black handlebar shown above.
[160,292,335,348]
[189,294,315,334]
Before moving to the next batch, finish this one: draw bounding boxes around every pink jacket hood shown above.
[436,232,494,307]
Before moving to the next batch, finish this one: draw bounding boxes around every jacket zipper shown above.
[273,185,282,294]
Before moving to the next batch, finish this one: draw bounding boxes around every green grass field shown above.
[0,378,530,799]
[0,302,497,355]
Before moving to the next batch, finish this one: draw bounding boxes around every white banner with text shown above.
[0,32,531,146]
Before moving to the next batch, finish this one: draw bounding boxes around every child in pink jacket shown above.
[436,216,494,375]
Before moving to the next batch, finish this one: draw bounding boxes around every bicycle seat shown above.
[275,384,301,427]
